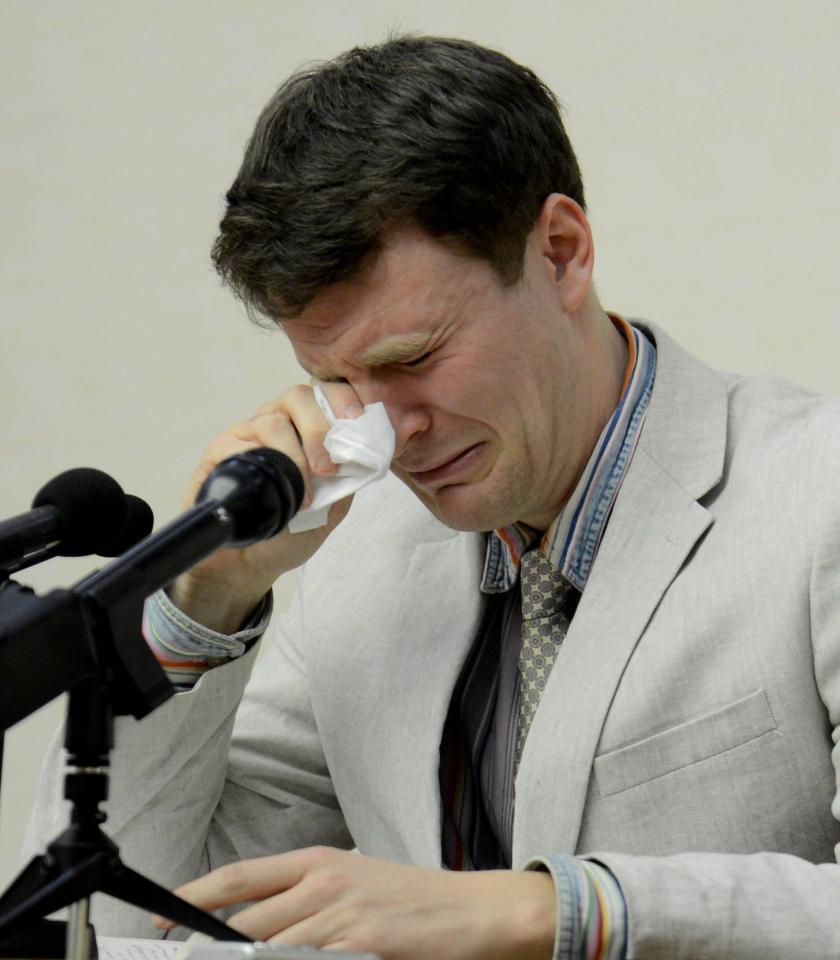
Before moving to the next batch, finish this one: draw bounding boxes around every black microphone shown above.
[0,469,129,571]
[75,448,304,604]
[100,494,155,557]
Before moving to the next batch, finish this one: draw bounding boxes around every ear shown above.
[533,193,594,312]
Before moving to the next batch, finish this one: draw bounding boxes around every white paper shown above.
[287,385,395,533]
[97,937,185,960]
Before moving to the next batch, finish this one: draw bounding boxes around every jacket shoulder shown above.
[724,373,840,483]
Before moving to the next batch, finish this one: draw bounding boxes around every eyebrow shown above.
[356,331,436,367]
[306,330,437,382]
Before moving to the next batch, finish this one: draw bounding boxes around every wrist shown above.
[515,871,557,960]
[167,571,268,634]
[472,870,557,960]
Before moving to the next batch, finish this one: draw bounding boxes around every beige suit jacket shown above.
[27,323,840,958]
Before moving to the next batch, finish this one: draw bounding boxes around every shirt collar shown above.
[481,315,657,594]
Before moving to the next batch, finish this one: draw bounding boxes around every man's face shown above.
[282,227,598,533]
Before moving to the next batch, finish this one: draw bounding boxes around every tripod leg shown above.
[0,853,246,944]
[0,857,96,959]
[0,856,55,913]
[0,854,107,938]
[103,864,249,942]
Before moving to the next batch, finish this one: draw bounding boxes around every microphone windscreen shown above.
[100,494,154,556]
[33,468,128,556]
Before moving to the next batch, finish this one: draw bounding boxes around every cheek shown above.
[388,357,520,446]
[424,357,499,418]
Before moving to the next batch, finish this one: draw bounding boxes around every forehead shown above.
[281,230,489,374]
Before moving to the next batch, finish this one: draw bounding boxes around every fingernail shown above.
[343,402,363,418]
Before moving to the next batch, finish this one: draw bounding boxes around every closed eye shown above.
[402,351,433,368]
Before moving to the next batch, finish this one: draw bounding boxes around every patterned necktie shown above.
[515,548,576,774]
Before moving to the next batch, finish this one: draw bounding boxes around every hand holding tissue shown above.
[287,385,396,533]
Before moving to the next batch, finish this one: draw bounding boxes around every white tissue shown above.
[287,385,396,533]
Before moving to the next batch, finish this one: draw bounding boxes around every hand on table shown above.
[154,847,556,960]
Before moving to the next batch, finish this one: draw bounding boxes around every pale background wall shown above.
[1,0,837,888]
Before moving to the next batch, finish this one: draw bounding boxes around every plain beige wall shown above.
[1,0,838,890]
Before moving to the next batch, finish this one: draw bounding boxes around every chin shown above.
[412,482,514,534]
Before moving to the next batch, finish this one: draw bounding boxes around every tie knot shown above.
[519,548,572,620]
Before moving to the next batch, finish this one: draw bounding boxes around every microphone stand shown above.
[0,510,251,958]
[0,671,249,959]
[0,449,303,958]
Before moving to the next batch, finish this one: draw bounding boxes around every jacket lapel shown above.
[381,530,486,867]
[512,323,729,865]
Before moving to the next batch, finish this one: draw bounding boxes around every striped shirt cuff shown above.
[142,587,272,689]
[525,855,628,960]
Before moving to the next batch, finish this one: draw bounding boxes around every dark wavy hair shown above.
[212,36,585,324]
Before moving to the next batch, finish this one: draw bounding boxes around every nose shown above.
[354,375,431,459]
[389,406,432,459]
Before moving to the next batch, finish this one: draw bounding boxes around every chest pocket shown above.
[593,688,778,797]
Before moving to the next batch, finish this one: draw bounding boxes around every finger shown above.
[267,385,339,477]
[152,851,321,935]
[172,852,310,914]
[226,884,328,943]
[268,912,340,948]
[236,409,317,492]
[182,436,261,509]
[311,380,364,421]
[195,411,315,507]
[251,382,363,476]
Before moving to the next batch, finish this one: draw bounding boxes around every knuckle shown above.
[286,383,314,405]
[206,424,253,456]
[306,844,337,864]
[201,435,254,471]
[203,436,234,461]
[215,861,249,898]
[228,417,256,436]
